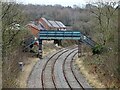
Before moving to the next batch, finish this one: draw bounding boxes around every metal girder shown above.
[39,30,81,40]
[37,30,97,59]
[39,30,96,47]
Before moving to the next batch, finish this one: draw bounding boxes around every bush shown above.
[92,44,104,54]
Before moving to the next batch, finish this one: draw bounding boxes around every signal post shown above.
[38,39,42,59]
[78,39,82,57]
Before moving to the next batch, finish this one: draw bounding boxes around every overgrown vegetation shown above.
[92,44,104,54]
[81,2,119,88]
[2,2,31,88]
[20,4,96,35]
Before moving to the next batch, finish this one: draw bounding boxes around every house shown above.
[27,21,45,37]
[27,17,68,37]
[38,17,67,30]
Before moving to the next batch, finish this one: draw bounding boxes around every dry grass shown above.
[75,57,105,88]
[0,60,2,89]
[17,42,58,88]
[17,57,38,88]
[75,50,120,88]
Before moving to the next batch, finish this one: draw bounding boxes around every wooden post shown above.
[78,40,82,57]
[38,39,42,59]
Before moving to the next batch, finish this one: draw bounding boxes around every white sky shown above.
[15,0,86,7]
[6,0,120,7]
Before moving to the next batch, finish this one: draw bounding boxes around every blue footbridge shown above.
[36,30,97,58]
[39,30,96,47]
[23,30,97,58]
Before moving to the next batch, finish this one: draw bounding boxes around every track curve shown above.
[27,46,92,89]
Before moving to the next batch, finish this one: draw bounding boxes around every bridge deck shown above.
[39,30,81,40]
[38,30,96,47]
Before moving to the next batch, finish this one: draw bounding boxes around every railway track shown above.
[27,46,91,89]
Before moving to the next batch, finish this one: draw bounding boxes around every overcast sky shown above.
[15,0,119,7]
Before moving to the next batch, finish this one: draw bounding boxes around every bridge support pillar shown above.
[38,39,42,59]
[78,40,82,57]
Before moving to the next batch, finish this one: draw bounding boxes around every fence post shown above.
[38,39,42,59]
[78,39,82,57]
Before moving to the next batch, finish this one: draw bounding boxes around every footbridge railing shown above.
[37,30,96,59]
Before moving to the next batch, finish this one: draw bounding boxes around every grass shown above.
[17,41,59,88]
[75,48,120,88]
[75,55,106,88]
[0,60,2,89]
[17,57,38,88]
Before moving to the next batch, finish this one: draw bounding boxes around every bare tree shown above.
[89,1,118,45]
[2,2,26,47]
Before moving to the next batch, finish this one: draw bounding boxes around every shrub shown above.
[92,44,104,54]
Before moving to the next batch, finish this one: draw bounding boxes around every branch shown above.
[111,5,119,16]
[1,4,11,19]
[6,30,21,46]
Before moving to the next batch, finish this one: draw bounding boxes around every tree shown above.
[1,2,29,88]
[89,2,118,45]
